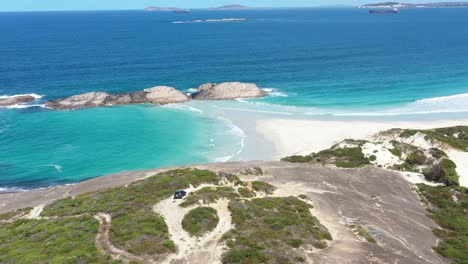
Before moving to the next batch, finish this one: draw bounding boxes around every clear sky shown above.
[0,0,451,12]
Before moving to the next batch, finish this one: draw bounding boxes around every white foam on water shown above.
[333,93,468,117]
[1,104,45,109]
[212,116,246,162]
[0,187,27,193]
[0,93,43,100]
[161,103,204,114]
[262,87,288,97]
[44,164,63,173]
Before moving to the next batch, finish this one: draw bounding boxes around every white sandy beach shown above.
[256,118,468,187]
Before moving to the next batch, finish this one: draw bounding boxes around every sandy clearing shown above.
[153,184,233,264]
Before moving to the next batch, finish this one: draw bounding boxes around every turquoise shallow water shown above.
[1,8,468,190]
[0,105,243,189]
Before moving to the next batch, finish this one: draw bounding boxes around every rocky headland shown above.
[0,95,37,107]
[46,82,266,110]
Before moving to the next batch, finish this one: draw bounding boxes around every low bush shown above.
[182,207,219,237]
[180,186,239,207]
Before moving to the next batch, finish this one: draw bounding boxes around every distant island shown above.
[360,2,468,8]
[207,5,250,10]
[173,18,249,24]
[144,6,190,12]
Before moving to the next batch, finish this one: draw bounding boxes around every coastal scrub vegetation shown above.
[180,186,240,207]
[39,169,221,260]
[282,147,370,168]
[251,181,276,194]
[399,126,468,151]
[240,167,264,176]
[423,159,460,186]
[0,216,112,263]
[222,196,332,263]
[417,184,468,263]
[0,207,32,222]
[182,207,219,237]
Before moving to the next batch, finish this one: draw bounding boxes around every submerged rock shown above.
[0,95,36,107]
[46,87,188,110]
[191,82,266,100]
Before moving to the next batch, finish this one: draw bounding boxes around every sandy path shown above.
[153,184,233,264]
[94,213,151,264]
[26,204,46,219]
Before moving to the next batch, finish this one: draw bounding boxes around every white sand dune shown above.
[257,118,468,187]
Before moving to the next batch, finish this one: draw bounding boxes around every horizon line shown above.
[0,6,357,13]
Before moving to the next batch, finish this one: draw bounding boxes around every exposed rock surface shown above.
[144,86,189,104]
[46,87,189,110]
[0,95,36,107]
[191,82,266,100]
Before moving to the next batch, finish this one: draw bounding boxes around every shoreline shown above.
[3,99,468,192]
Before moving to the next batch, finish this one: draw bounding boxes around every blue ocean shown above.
[1,8,468,190]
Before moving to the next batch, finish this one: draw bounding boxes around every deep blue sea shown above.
[1,8,468,190]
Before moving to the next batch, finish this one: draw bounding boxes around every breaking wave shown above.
[335,93,468,117]
[262,88,288,97]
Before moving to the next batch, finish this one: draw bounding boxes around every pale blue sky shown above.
[0,0,447,12]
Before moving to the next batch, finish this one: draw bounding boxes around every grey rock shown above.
[46,87,188,110]
[192,82,266,100]
[143,86,189,104]
[0,95,36,107]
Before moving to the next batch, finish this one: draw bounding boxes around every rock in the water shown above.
[46,87,188,110]
[191,82,266,100]
[46,92,111,110]
[144,86,189,104]
[0,95,36,107]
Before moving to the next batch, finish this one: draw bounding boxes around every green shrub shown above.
[425,159,460,186]
[281,155,313,163]
[351,225,377,243]
[369,155,377,162]
[417,184,468,263]
[240,167,263,176]
[312,240,328,249]
[180,186,239,207]
[223,247,269,264]
[406,151,427,166]
[389,148,402,158]
[251,181,276,194]
[182,207,219,237]
[288,239,303,248]
[0,216,111,263]
[238,187,255,198]
[429,148,448,159]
